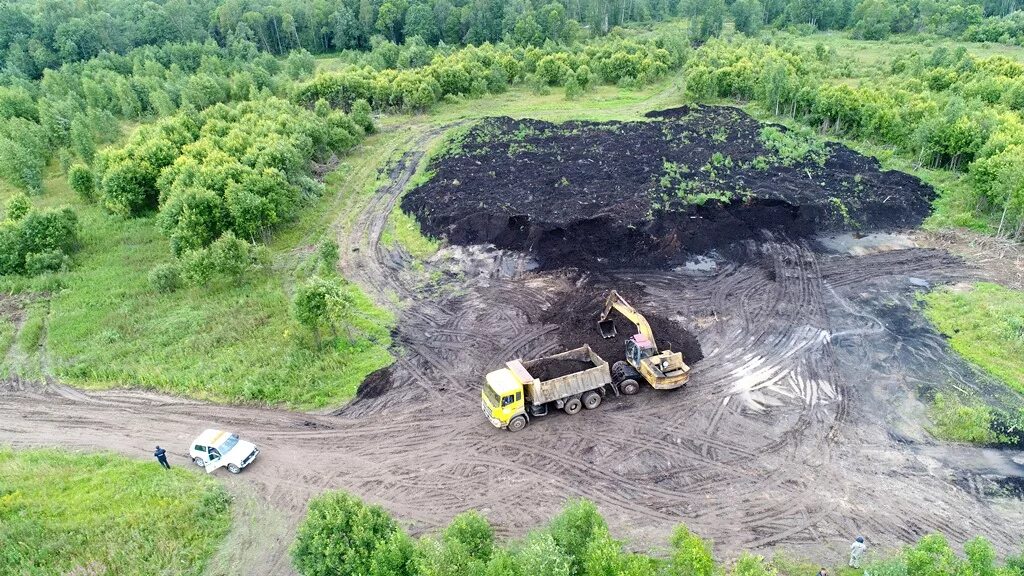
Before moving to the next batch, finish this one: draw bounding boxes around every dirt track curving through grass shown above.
[2,126,1023,575]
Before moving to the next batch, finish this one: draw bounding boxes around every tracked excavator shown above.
[598,290,690,390]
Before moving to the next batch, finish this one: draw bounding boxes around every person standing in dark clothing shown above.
[154,446,170,469]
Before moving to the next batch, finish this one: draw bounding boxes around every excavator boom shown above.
[597,290,657,350]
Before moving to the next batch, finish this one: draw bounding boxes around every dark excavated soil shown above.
[402,105,936,269]
[537,285,705,367]
[526,358,595,380]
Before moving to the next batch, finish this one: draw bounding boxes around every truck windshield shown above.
[216,434,239,454]
[483,384,500,408]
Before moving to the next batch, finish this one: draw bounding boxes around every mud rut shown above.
[2,129,1023,575]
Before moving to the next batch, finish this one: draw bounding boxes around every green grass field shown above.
[0,447,231,575]
[0,146,394,409]
[921,282,1024,396]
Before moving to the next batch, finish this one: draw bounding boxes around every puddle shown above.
[433,244,539,279]
[675,255,719,273]
[817,232,917,256]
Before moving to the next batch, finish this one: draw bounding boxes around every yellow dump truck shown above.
[481,345,634,432]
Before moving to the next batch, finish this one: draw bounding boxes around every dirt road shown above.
[2,127,1023,575]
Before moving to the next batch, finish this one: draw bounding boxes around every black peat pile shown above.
[402,105,935,269]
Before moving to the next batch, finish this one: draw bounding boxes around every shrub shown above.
[148,263,182,293]
[351,99,375,134]
[443,511,494,562]
[68,163,96,202]
[24,249,71,275]
[292,491,410,576]
[318,239,340,271]
[548,499,607,576]
[515,531,571,576]
[668,525,715,576]
[732,553,777,576]
[4,192,31,221]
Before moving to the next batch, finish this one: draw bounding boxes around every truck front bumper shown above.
[481,400,503,428]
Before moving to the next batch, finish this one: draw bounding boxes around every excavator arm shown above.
[598,290,657,350]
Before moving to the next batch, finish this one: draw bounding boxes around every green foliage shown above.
[148,262,182,293]
[928,393,1001,444]
[548,499,607,576]
[295,37,678,112]
[668,525,715,576]
[292,274,368,349]
[318,239,340,271]
[732,554,777,576]
[516,531,572,576]
[684,37,1024,237]
[733,0,765,36]
[0,447,230,576]
[0,205,79,277]
[4,192,31,221]
[0,117,48,192]
[921,283,1024,395]
[67,163,95,202]
[760,126,828,166]
[292,491,409,576]
[99,98,364,259]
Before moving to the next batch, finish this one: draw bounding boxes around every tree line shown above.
[294,34,685,111]
[1,0,688,78]
[681,0,1024,43]
[684,37,1024,238]
[292,490,1024,576]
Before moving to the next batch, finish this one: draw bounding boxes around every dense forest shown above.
[3,0,1024,79]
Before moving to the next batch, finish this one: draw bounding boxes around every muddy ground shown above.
[2,121,1023,576]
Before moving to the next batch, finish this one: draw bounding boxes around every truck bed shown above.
[508,345,612,405]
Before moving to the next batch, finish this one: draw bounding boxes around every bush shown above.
[318,239,340,271]
[148,263,182,293]
[668,525,715,576]
[292,491,410,576]
[351,99,375,134]
[24,249,71,275]
[548,499,607,576]
[68,163,95,202]
[4,192,31,221]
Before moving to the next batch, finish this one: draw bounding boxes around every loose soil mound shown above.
[403,105,935,269]
[527,358,595,380]
[538,287,705,366]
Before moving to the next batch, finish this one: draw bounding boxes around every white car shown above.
[189,429,259,474]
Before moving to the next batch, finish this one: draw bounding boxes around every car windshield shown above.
[216,434,240,454]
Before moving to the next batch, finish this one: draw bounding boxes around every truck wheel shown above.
[507,416,527,432]
[193,457,205,468]
[227,464,241,474]
[563,397,582,415]
[582,391,602,410]
[620,379,640,395]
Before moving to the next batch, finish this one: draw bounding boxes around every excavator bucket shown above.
[598,319,617,339]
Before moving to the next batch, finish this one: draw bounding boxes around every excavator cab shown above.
[626,334,656,365]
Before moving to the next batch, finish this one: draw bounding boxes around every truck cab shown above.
[481,368,525,431]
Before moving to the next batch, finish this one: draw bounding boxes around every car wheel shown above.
[227,464,241,474]
[193,457,205,467]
